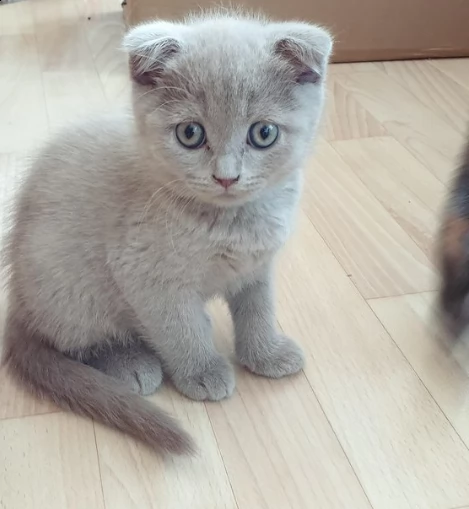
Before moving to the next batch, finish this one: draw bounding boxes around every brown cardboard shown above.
[123,0,469,63]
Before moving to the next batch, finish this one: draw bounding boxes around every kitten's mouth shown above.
[217,191,241,202]
[210,188,250,206]
[187,182,256,206]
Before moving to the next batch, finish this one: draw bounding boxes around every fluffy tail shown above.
[439,139,469,335]
[3,319,195,455]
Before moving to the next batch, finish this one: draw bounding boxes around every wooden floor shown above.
[1,1,469,508]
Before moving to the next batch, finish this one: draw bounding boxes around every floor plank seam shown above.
[92,420,108,509]
[300,372,375,509]
[365,290,437,302]
[365,298,469,457]
[326,139,440,265]
[0,409,62,423]
[298,208,371,299]
[429,61,469,94]
[202,403,241,509]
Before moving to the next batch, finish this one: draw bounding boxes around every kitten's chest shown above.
[203,204,292,279]
[131,184,299,291]
[210,239,271,276]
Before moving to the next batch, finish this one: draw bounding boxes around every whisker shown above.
[136,178,184,228]
[167,195,197,252]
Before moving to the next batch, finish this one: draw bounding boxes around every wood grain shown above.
[332,136,445,258]
[370,292,469,449]
[333,69,464,184]
[0,413,105,509]
[431,58,469,93]
[275,213,469,509]
[328,62,384,74]
[0,34,49,152]
[303,140,434,298]
[31,1,110,128]
[0,0,35,36]
[382,60,469,134]
[322,77,387,141]
[41,70,109,129]
[206,301,372,509]
[82,4,131,103]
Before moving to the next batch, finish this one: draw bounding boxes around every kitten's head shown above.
[123,12,332,206]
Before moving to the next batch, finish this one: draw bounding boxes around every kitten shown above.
[2,12,332,454]
[439,138,469,335]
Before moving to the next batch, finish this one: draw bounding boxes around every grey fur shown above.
[84,340,163,395]
[2,12,332,453]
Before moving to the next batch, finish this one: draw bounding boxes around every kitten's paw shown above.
[238,335,304,378]
[173,355,235,401]
[86,341,163,396]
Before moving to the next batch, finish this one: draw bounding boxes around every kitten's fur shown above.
[2,12,332,453]
[439,137,469,335]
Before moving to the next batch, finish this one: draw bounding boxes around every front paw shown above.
[238,335,304,378]
[172,355,235,401]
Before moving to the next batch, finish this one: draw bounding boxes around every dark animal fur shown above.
[438,140,469,334]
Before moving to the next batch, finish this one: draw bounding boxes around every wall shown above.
[123,0,469,62]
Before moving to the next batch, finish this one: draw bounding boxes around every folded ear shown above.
[271,23,333,84]
[122,22,184,86]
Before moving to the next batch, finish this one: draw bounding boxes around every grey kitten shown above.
[2,12,332,454]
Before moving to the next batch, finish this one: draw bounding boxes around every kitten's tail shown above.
[3,318,195,455]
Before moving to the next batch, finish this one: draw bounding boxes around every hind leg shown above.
[84,339,163,395]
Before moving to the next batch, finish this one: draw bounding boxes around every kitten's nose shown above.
[212,175,239,189]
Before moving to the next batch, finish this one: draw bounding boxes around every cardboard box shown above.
[123,0,469,63]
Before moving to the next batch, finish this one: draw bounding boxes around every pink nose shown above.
[212,176,239,189]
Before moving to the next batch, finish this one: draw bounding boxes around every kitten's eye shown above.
[175,122,206,149]
[248,122,279,149]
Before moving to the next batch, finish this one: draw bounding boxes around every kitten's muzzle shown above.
[212,175,240,189]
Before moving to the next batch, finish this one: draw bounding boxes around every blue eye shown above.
[248,122,279,149]
[175,122,206,149]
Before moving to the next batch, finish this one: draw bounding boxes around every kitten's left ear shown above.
[271,23,333,85]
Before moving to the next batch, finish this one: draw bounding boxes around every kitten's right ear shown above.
[122,22,183,86]
[270,23,333,85]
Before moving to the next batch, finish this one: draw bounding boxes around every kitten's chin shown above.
[197,192,253,208]
[182,183,259,207]
[191,187,265,208]
[215,196,252,207]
